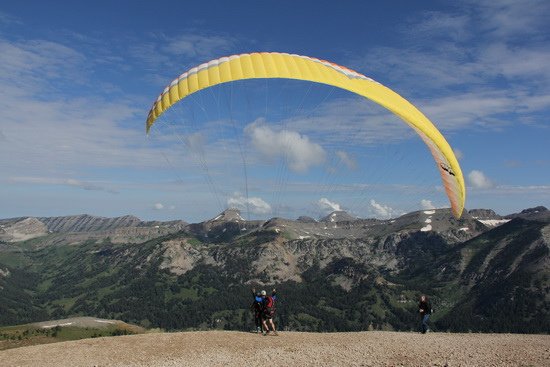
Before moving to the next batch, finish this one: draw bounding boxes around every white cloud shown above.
[504,159,522,168]
[361,1,550,87]
[0,33,247,190]
[65,179,116,193]
[369,199,402,219]
[485,185,550,194]
[403,11,472,43]
[0,39,86,88]
[0,93,146,172]
[0,36,176,178]
[453,148,464,160]
[421,91,516,130]
[227,192,272,215]
[182,132,205,153]
[128,32,240,76]
[420,199,436,210]
[349,0,550,137]
[245,120,326,172]
[420,89,550,131]
[152,203,175,210]
[163,34,236,58]
[468,170,495,189]
[7,176,117,193]
[317,198,342,213]
[285,98,413,146]
[472,0,550,38]
[0,11,22,26]
[336,150,357,170]
[479,43,550,82]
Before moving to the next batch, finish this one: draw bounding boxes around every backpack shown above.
[264,296,276,317]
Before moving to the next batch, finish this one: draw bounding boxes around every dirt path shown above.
[1,331,549,367]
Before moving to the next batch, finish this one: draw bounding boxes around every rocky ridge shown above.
[0,214,187,245]
[0,206,543,246]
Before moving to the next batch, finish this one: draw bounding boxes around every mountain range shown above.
[0,206,548,333]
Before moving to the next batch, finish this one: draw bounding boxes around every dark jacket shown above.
[418,300,432,316]
[251,292,263,315]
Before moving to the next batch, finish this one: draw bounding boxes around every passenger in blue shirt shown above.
[251,288,264,333]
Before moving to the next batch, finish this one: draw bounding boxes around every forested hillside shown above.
[0,207,548,333]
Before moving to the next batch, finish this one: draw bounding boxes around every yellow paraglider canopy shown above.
[146,52,465,218]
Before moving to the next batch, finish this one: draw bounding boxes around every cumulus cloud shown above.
[227,192,272,215]
[369,199,402,219]
[336,150,357,170]
[245,120,326,172]
[317,198,342,213]
[420,199,436,210]
[468,170,495,189]
[152,203,176,210]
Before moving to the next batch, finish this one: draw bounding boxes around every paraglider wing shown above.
[145,52,465,218]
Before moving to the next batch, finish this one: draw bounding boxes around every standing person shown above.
[251,288,263,334]
[261,289,278,336]
[418,295,433,334]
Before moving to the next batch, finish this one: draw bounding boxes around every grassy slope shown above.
[0,321,144,351]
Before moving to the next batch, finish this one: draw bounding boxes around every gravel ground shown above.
[1,330,549,367]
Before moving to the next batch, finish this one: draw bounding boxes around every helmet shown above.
[261,290,267,296]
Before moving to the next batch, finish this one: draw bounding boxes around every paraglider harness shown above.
[252,296,263,317]
[262,294,276,319]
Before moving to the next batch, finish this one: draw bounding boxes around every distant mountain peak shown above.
[320,211,356,223]
[468,209,501,220]
[505,206,550,222]
[210,208,244,222]
[520,206,548,214]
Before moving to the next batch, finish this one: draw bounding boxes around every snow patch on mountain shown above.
[478,219,511,227]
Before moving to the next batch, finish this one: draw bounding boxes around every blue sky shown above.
[0,0,549,222]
